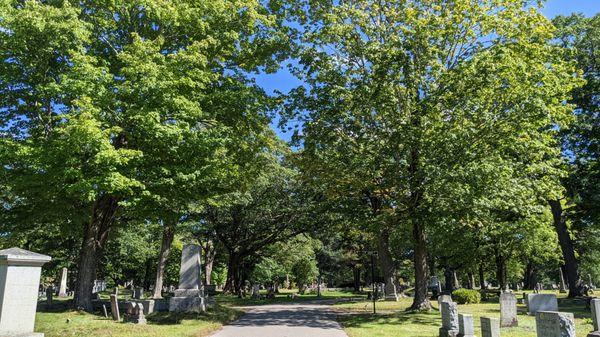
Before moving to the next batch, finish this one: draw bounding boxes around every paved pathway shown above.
[211,302,348,337]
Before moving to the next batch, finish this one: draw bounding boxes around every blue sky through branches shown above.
[259,0,600,142]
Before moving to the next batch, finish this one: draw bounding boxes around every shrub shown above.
[452,288,481,304]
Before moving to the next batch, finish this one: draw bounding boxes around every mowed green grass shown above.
[35,298,241,337]
[336,292,595,337]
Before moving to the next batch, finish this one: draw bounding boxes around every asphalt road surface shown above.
[211,302,349,337]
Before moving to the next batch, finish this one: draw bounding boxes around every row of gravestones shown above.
[439,292,600,337]
[0,244,211,336]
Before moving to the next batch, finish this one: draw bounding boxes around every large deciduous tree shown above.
[0,0,287,310]
[285,0,580,310]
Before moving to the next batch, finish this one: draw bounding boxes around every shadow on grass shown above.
[146,305,242,325]
[338,310,441,329]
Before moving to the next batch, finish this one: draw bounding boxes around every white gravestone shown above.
[535,311,575,337]
[169,244,206,313]
[58,267,68,297]
[458,313,475,337]
[439,301,459,337]
[480,317,500,337]
[0,248,51,337]
[527,293,558,315]
[589,298,600,336]
[500,292,518,327]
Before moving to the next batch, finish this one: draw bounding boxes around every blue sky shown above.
[258,0,600,141]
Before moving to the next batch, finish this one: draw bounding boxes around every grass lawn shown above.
[35,298,241,337]
[215,288,366,306]
[336,291,595,337]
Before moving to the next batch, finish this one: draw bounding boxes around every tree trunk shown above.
[479,263,485,289]
[495,250,506,290]
[203,239,215,285]
[74,195,119,311]
[549,199,583,297]
[377,227,397,297]
[353,266,361,292]
[444,266,454,293]
[152,222,175,299]
[524,261,536,290]
[467,272,475,289]
[410,221,431,310]
[224,252,241,294]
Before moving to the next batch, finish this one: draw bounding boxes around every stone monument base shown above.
[439,327,459,337]
[169,295,206,313]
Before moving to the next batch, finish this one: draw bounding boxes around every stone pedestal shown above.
[0,248,51,337]
[169,245,207,313]
[58,267,68,297]
[535,311,575,337]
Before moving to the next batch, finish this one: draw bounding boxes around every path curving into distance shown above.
[211,302,348,337]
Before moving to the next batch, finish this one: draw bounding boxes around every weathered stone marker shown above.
[439,301,459,337]
[527,293,558,315]
[252,284,260,299]
[0,247,51,337]
[500,292,518,327]
[58,267,68,297]
[110,294,120,321]
[480,317,500,337]
[588,298,600,336]
[169,244,206,312]
[458,313,475,337]
[535,311,575,337]
[438,294,453,307]
[46,286,53,307]
[133,287,144,299]
[384,276,399,301]
[125,302,146,325]
[559,268,567,293]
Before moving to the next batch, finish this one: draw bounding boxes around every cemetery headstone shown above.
[458,313,475,337]
[0,247,51,337]
[125,302,147,325]
[527,293,558,315]
[58,267,68,297]
[588,298,600,337]
[169,244,207,313]
[385,276,399,301]
[439,301,459,337]
[110,294,120,321]
[480,317,500,337]
[438,294,453,307]
[102,304,108,318]
[133,287,144,299]
[535,311,575,337]
[252,284,261,299]
[559,268,567,293]
[500,292,518,327]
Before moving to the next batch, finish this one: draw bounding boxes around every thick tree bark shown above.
[549,199,583,297]
[524,261,537,290]
[495,250,507,290]
[467,272,475,289]
[152,222,175,299]
[224,251,242,295]
[75,195,119,311]
[203,239,215,285]
[353,266,361,292]
[444,266,454,293]
[377,227,397,297]
[478,263,485,289]
[410,221,431,310]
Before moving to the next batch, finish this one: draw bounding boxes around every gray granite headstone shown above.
[439,301,459,337]
[500,292,518,327]
[133,287,144,299]
[589,298,600,336]
[527,293,558,315]
[169,244,206,313]
[438,294,453,307]
[535,311,575,337]
[480,317,500,337]
[458,313,475,337]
